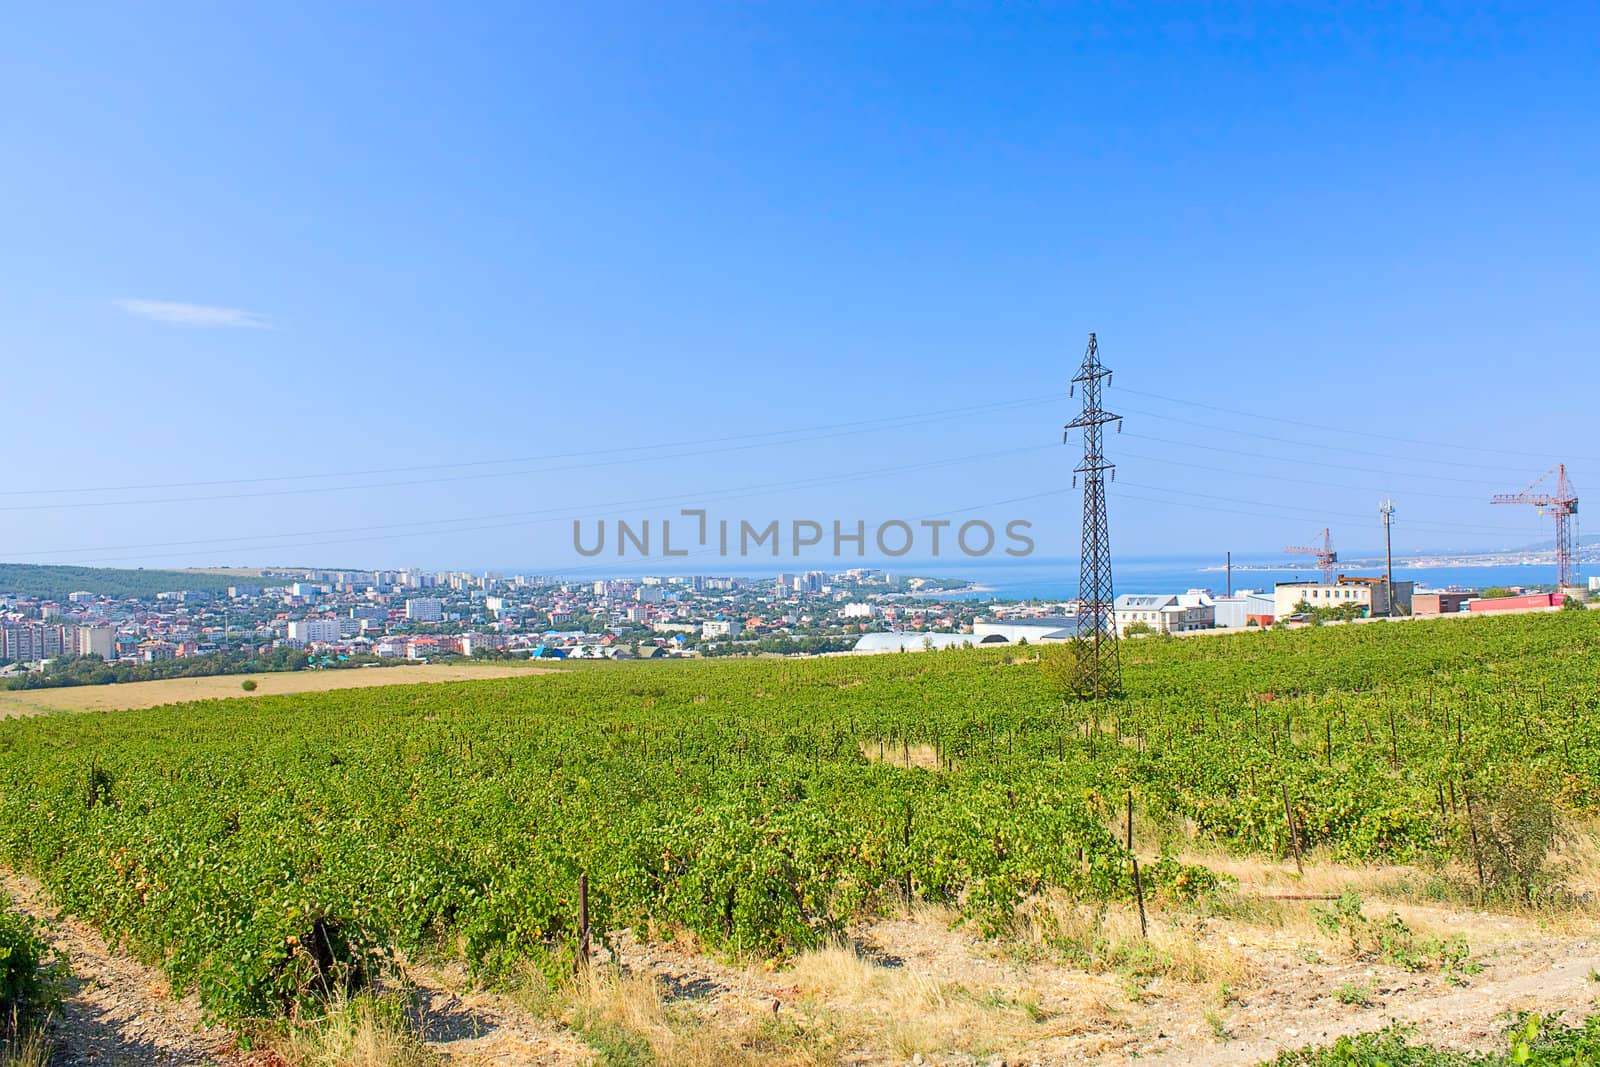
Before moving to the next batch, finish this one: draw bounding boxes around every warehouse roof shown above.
[851,631,975,653]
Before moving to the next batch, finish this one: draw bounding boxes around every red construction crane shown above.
[1491,463,1580,588]
[1286,527,1338,584]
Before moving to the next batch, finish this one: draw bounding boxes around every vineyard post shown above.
[577,873,591,972]
[902,803,914,902]
[1131,856,1148,938]
[1281,782,1303,875]
[1125,791,1134,852]
[1462,784,1487,894]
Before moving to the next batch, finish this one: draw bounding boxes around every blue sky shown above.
[3,4,1596,573]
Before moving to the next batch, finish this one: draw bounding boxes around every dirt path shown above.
[401,959,591,1066]
[597,896,1600,1066]
[8,854,1596,1066]
[3,865,591,1067]
[1131,945,1600,1066]
[1,868,234,1067]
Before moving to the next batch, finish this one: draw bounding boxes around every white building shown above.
[971,617,1082,643]
[842,602,876,619]
[853,632,975,653]
[701,619,743,639]
[1213,590,1276,628]
[1274,579,1413,619]
[287,618,341,645]
[1113,592,1215,635]
[74,624,115,661]
[1,623,66,663]
[405,597,444,622]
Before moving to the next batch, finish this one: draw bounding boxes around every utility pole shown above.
[1065,332,1122,699]
[1226,551,1232,598]
[1379,499,1396,616]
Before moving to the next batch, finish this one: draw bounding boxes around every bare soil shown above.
[6,856,1597,1066]
[2,868,235,1066]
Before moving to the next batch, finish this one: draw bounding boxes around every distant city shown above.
[2,554,1594,675]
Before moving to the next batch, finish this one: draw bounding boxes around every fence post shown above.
[1281,782,1303,875]
[1131,857,1149,938]
[576,873,591,972]
[1125,791,1134,852]
[1462,785,1487,895]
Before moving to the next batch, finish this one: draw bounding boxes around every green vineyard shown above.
[1,612,1596,1021]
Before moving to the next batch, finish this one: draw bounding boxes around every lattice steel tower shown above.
[1065,332,1122,699]
[1492,464,1581,588]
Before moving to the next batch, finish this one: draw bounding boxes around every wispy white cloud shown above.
[113,298,272,329]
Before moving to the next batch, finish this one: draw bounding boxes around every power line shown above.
[1110,488,1517,550]
[0,393,1060,499]
[546,487,1085,580]
[1117,386,1596,463]
[10,438,1537,563]
[1113,448,1505,505]
[1115,480,1526,537]
[16,443,1059,565]
[1120,431,1505,487]
[1113,404,1533,475]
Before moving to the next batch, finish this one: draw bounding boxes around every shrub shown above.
[0,895,59,1051]
[1466,769,1559,904]
[1312,893,1475,978]
[240,679,258,692]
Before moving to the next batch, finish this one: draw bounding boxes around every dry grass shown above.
[1015,894,1257,996]
[275,993,438,1067]
[518,963,808,1067]
[515,937,1100,1066]
[1,1027,51,1067]
[0,663,558,717]
[859,741,941,770]
[785,942,1084,1061]
[1552,818,1600,896]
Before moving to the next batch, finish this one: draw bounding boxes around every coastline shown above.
[907,583,993,598]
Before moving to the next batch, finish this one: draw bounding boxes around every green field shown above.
[0,612,1596,1022]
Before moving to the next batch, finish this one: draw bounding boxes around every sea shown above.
[536,553,1575,602]
[889,555,1571,602]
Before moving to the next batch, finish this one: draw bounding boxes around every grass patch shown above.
[1265,1013,1600,1065]
[274,991,438,1067]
